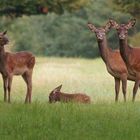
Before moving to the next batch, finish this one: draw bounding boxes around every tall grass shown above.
[0,57,139,140]
[0,57,136,103]
[1,102,140,140]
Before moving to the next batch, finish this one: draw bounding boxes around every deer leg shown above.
[114,77,120,102]
[7,76,13,103]
[25,74,32,104]
[22,73,29,103]
[2,76,8,102]
[122,79,127,102]
[28,77,32,104]
[22,71,32,103]
[132,80,140,102]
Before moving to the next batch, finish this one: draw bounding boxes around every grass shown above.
[0,57,139,140]
[1,102,140,140]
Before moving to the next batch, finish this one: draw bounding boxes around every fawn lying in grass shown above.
[49,85,91,104]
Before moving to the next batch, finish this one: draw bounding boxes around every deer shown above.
[0,31,35,103]
[87,21,136,102]
[109,19,140,102]
[49,85,91,103]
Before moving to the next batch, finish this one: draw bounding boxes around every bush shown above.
[0,0,134,58]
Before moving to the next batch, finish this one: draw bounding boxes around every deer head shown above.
[87,21,111,40]
[109,19,136,40]
[49,84,62,103]
[0,31,9,46]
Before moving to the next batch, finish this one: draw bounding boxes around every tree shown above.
[113,0,140,18]
[0,0,90,17]
[6,0,130,58]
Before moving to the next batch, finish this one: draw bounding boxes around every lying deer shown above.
[0,31,35,103]
[49,85,91,103]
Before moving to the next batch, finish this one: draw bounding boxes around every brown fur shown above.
[49,85,91,104]
[0,31,35,103]
[109,19,139,102]
[87,22,136,102]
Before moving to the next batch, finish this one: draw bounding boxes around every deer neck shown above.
[119,37,131,64]
[0,45,6,73]
[97,37,110,64]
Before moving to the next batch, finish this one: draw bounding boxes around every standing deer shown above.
[49,85,91,103]
[0,31,35,103]
[87,21,136,102]
[109,19,140,102]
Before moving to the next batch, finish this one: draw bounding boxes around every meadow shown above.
[0,57,140,140]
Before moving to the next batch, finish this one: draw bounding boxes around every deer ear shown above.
[104,21,111,32]
[3,30,7,35]
[109,19,119,29]
[126,19,136,29]
[53,84,62,93]
[87,22,97,32]
[57,84,62,91]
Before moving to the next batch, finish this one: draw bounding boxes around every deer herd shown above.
[0,18,139,104]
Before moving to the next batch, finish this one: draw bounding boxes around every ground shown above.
[0,57,139,140]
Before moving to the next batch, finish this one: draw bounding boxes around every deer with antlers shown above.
[49,85,91,103]
[87,21,136,102]
[109,19,140,102]
[0,31,35,103]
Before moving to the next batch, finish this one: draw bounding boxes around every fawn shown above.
[49,85,91,103]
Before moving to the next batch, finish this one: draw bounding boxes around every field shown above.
[0,57,140,140]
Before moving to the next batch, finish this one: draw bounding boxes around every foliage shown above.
[0,0,90,17]
[129,33,140,47]
[1,0,132,58]
[113,0,140,18]
[6,14,97,57]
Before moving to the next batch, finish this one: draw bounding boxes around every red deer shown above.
[87,21,136,102]
[0,31,35,103]
[109,19,140,102]
[49,85,91,103]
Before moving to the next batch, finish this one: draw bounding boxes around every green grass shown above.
[1,102,140,140]
[0,57,139,140]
